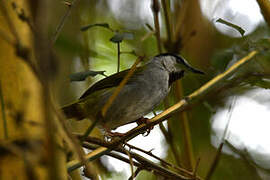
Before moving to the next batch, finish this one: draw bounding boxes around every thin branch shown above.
[51,0,79,44]
[222,96,236,141]
[66,50,258,172]
[83,143,185,179]
[205,89,237,179]
[193,158,200,178]
[205,143,223,180]
[124,142,192,176]
[175,81,195,170]
[152,0,162,53]
[125,143,168,166]
[82,142,142,168]
[158,121,170,141]
[82,139,197,180]
[125,148,135,180]
[206,96,236,179]
[154,110,181,166]
[128,168,143,180]
[161,99,183,167]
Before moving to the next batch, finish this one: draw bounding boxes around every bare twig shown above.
[205,143,224,180]
[66,51,258,172]
[222,96,236,141]
[205,94,237,179]
[193,158,200,178]
[125,143,168,166]
[125,148,135,180]
[82,142,142,167]
[51,0,79,44]
[128,167,143,180]
[83,142,188,179]
[124,142,192,176]
[82,139,196,180]
[154,110,180,165]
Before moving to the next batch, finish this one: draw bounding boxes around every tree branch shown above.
[51,0,79,44]
[81,138,200,180]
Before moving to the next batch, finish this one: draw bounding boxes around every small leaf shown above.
[110,32,134,43]
[216,18,245,36]
[80,23,112,32]
[69,70,106,82]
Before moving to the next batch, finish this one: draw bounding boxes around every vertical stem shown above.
[117,42,120,72]
[205,143,224,180]
[152,0,162,53]
[0,81,8,139]
[160,99,182,167]
[51,0,79,44]
[161,0,172,44]
[175,81,195,171]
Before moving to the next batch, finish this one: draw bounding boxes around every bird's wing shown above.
[79,67,143,99]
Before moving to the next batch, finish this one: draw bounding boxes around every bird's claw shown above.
[136,117,154,136]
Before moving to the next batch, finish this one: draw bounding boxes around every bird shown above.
[62,53,204,135]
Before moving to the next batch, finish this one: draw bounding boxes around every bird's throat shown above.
[169,71,185,86]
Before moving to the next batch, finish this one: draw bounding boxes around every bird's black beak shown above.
[187,66,205,75]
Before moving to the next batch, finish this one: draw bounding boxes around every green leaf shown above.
[216,18,245,36]
[80,23,113,32]
[69,70,106,82]
[110,32,134,43]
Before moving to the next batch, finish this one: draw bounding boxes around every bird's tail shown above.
[61,102,85,120]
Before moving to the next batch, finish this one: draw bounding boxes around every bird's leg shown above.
[103,124,126,138]
[106,131,126,137]
[136,117,154,136]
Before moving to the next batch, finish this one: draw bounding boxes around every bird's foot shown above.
[136,117,153,136]
[106,131,126,137]
[103,125,126,139]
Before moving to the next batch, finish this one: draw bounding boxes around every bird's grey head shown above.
[153,53,204,75]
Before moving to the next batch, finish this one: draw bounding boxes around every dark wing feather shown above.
[79,67,143,99]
